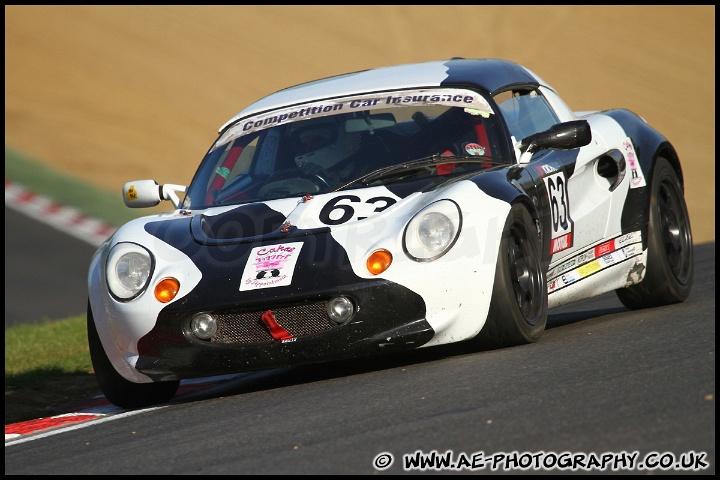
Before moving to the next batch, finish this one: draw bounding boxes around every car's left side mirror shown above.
[518,120,592,164]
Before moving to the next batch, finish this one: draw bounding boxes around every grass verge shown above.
[5,316,102,425]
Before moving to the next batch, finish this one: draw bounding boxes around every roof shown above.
[220,58,546,132]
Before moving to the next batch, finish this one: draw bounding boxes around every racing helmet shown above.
[292,119,361,170]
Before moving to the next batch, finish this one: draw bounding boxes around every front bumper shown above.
[134,279,434,380]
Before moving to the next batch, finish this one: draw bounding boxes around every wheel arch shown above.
[652,141,684,190]
[602,109,686,250]
[512,195,540,229]
[468,168,547,267]
[504,194,549,273]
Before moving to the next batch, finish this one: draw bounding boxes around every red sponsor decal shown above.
[594,239,615,258]
[550,232,573,254]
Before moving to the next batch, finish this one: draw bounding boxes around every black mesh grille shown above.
[210,301,336,344]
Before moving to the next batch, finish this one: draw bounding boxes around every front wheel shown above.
[616,157,693,309]
[87,301,179,409]
[475,203,547,348]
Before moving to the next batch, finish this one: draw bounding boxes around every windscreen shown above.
[184,88,509,208]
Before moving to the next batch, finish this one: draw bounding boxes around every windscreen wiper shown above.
[334,154,502,191]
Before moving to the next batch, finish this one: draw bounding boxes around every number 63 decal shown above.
[319,195,397,225]
[543,171,574,254]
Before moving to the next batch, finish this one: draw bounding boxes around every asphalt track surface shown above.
[4,203,716,474]
[4,206,98,328]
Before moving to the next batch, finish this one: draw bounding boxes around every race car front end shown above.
[88,180,510,384]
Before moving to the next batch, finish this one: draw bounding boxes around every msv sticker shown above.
[240,242,304,291]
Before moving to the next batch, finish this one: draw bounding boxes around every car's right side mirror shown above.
[518,120,592,164]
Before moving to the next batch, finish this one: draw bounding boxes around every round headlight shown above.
[403,200,462,261]
[417,212,454,252]
[106,243,154,300]
[116,252,151,290]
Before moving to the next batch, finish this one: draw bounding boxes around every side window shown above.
[495,89,560,143]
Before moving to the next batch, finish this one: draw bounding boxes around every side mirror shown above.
[518,120,592,164]
[123,180,187,209]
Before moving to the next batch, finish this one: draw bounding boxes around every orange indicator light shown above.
[155,278,180,303]
[366,249,393,275]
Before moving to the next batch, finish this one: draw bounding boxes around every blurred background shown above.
[5,5,715,243]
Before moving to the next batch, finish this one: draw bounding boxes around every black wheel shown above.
[616,157,693,309]
[476,203,547,348]
[87,301,180,409]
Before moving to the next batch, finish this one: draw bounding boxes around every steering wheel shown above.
[257,167,332,200]
[297,163,332,190]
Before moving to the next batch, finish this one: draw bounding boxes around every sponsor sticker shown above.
[240,242,304,291]
[577,260,602,277]
[615,230,642,247]
[601,252,616,265]
[561,271,580,285]
[463,142,486,156]
[622,138,647,189]
[577,249,596,265]
[547,257,577,278]
[547,231,644,294]
[594,239,616,258]
[551,232,573,255]
[537,163,559,175]
[621,243,643,258]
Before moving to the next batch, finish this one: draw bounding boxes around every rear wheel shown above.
[476,203,547,348]
[87,301,180,409]
[616,157,693,308]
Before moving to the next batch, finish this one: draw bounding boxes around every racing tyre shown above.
[615,157,694,309]
[476,203,547,348]
[87,301,180,408]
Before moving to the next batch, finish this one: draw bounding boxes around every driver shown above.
[292,119,361,182]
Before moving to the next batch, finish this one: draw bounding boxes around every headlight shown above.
[403,200,462,261]
[106,242,154,300]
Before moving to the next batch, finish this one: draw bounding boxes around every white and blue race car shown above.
[88,58,694,408]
